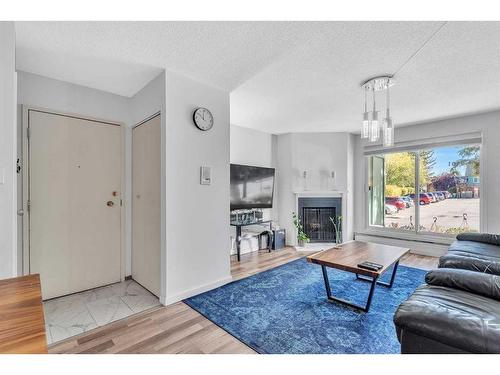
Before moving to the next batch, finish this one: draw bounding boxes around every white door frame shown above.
[21,105,127,282]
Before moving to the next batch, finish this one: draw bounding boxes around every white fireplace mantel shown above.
[293,190,347,197]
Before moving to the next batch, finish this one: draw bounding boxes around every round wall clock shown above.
[193,107,214,131]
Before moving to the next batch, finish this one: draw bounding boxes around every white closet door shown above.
[132,115,161,297]
[29,110,122,300]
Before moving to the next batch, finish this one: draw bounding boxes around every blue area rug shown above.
[184,258,426,354]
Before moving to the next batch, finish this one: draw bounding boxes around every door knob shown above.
[106,201,114,207]
[17,209,24,216]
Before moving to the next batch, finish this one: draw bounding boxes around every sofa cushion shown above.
[425,268,500,301]
[439,239,500,275]
[448,239,500,259]
[394,284,500,353]
[457,232,500,246]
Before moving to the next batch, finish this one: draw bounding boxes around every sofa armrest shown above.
[425,268,500,301]
[456,232,500,246]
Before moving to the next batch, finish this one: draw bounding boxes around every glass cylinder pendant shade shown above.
[361,75,396,146]
[383,117,394,147]
[362,111,370,139]
[369,111,379,142]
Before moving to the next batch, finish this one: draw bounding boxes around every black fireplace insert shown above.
[298,197,341,243]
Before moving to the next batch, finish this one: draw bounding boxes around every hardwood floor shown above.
[0,275,48,353]
[49,247,438,354]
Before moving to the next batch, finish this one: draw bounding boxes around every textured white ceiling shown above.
[15,21,323,96]
[15,21,500,133]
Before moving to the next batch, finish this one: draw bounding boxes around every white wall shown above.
[353,110,500,254]
[230,124,274,167]
[229,124,277,255]
[130,72,165,125]
[17,72,130,124]
[0,22,17,279]
[276,132,354,246]
[164,71,231,304]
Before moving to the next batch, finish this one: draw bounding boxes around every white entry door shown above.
[28,110,123,300]
[132,114,161,297]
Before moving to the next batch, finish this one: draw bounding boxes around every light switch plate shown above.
[200,166,211,185]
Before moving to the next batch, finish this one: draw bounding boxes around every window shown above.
[368,143,480,236]
[368,152,416,231]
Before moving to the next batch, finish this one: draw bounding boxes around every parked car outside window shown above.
[385,197,406,211]
[408,193,431,205]
[427,192,438,203]
[400,196,414,208]
[435,192,445,201]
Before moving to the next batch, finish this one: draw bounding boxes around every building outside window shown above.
[368,143,480,235]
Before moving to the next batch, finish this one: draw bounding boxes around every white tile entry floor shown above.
[43,279,161,344]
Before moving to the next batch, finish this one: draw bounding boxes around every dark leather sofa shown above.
[439,233,500,275]
[393,233,500,354]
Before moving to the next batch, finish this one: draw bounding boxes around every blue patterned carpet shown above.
[184,258,426,354]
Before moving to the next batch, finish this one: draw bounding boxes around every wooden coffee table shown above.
[307,241,409,312]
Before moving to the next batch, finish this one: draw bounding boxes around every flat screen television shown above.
[230,164,275,210]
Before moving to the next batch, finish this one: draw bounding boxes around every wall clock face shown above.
[193,107,214,131]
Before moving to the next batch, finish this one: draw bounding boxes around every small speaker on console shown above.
[272,229,286,250]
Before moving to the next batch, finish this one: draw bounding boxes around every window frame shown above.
[362,140,484,243]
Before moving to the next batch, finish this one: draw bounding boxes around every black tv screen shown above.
[230,164,275,210]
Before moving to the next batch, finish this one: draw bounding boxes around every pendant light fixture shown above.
[369,85,379,142]
[361,75,395,146]
[383,77,394,147]
[361,88,370,139]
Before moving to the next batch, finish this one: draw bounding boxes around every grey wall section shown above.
[164,71,231,304]
[0,22,17,279]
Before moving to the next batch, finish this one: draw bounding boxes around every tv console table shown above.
[230,220,272,261]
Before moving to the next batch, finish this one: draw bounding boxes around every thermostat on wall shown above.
[200,166,211,185]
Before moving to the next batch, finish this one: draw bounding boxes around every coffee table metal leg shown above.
[355,260,400,288]
[321,265,332,296]
[321,265,378,313]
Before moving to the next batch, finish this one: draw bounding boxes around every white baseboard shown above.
[164,275,233,306]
